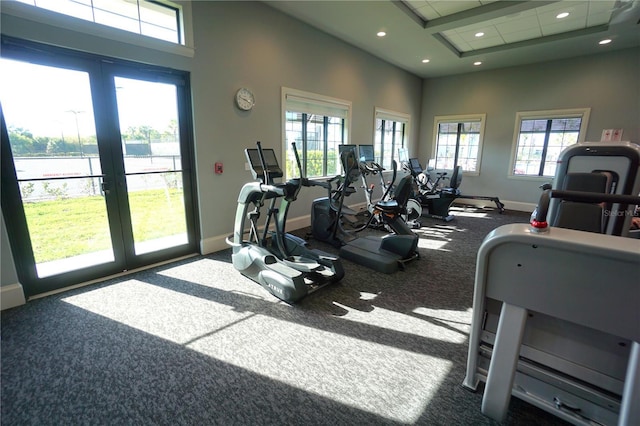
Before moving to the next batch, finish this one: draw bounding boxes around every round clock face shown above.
[235,88,254,111]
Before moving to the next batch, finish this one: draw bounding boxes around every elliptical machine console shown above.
[227,141,344,303]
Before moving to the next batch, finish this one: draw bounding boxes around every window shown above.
[433,114,485,174]
[510,108,590,177]
[374,108,409,170]
[282,88,351,179]
[15,0,183,44]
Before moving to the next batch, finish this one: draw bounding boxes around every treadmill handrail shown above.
[532,189,640,227]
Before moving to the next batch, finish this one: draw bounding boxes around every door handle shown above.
[101,180,111,195]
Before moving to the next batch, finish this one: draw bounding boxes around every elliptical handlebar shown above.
[290,142,307,189]
[292,142,303,176]
[255,141,269,185]
[290,142,333,192]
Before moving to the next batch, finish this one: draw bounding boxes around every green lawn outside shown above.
[24,188,186,263]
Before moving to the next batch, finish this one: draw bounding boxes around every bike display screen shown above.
[358,145,374,162]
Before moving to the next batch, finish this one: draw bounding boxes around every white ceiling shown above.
[265,0,640,78]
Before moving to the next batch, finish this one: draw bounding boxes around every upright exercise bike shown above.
[227,141,344,303]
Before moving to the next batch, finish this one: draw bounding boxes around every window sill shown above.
[507,174,555,183]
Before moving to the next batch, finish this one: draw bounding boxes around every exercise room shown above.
[1,1,639,424]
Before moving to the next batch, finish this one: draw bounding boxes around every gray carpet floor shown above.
[1,205,570,425]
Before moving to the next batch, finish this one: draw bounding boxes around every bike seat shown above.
[374,199,401,213]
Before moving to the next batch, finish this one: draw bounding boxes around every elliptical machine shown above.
[311,149,419,274]
[227,141,344,303]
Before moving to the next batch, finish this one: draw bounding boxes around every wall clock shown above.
[235,87,255,111]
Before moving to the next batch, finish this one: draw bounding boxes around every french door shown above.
[1,37,198,298]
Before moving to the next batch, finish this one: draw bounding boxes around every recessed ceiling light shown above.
[475,32,485,37]
[556,12,570,19]
[474,61,482,66]
[599,38,612,45]
[422,59,430,63]
[377,31,386,37]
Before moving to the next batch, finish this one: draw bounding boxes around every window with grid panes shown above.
[433,114,485,174]
[283,88,350,179]
[15,0,183,44]
[374,108,409,170]
[511,109,590,177]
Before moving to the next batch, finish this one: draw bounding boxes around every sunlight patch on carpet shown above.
[188,313,453,423]
[61,279,453,423]
[453,211,489,218]
[155,258,247,288]
[359,291,379,301]
[417,238,450,251]
[412,306,472,335]
[333,302,468,343]
[62,280,257,345]
[414,226,458,242]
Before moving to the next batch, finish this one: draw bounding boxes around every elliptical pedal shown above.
[281,256,322,272]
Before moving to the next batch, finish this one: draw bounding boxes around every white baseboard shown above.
[453,198,535,213]
[200,214,313,255]
[503,200,536,212]
[1,283,26,310]
[200,233,232,255]
[285,214,312,232]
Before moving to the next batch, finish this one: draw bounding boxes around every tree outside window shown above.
[284,112,344,178]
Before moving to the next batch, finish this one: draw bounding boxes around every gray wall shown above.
[189,1,423,252]
[419,47,640,207]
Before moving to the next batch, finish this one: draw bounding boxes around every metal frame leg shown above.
[482,302,528,422]
[619,341,640,426]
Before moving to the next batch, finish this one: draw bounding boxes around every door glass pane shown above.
[0,58,115,277]
[114,76,188,255]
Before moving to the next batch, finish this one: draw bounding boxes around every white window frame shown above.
[432,114,486,176]
[2,0,194,57]
[281,87,352,180]
[373,107,410,170]
[508,108,591,180]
